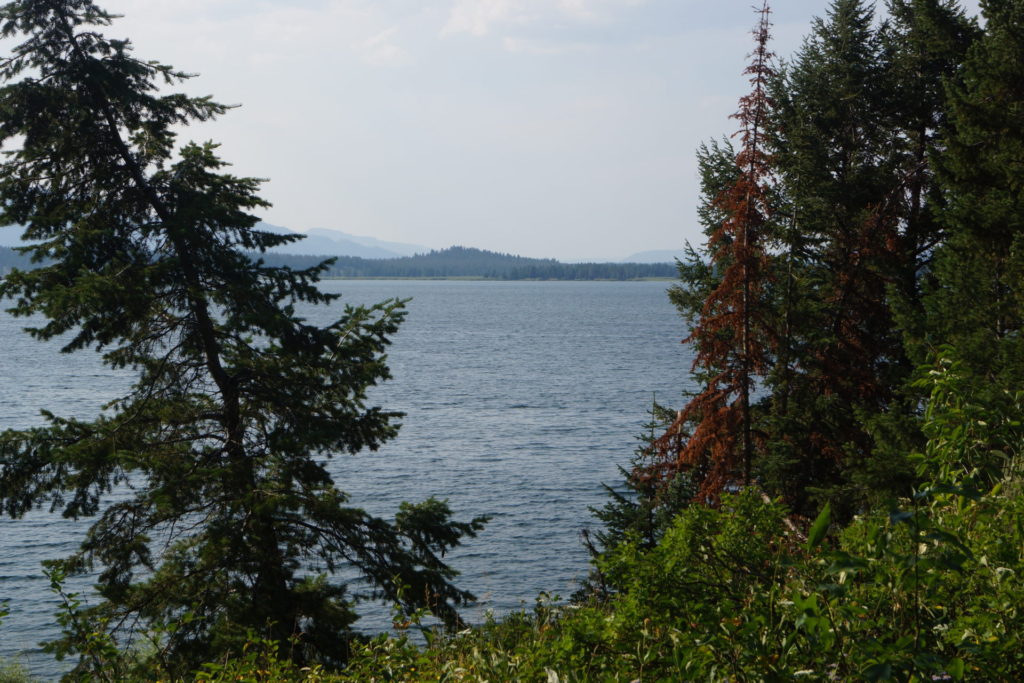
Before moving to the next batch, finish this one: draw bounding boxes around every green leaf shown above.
[862,662,892,681]
[947,657,965,680]
[806,502,831,550]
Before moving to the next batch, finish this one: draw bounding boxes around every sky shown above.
[92,0,984,261]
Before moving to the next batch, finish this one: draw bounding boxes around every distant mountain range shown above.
[0,222,679,268]
[256,223,429,259]
[624,249,681,264]
[2,243,675,280]
[0,222,430,259]
[259,224,680,264]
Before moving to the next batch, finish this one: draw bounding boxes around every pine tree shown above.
[0,0,484,674]
[644,1,776,501]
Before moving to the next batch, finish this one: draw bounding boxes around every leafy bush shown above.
[334,349,1024,681]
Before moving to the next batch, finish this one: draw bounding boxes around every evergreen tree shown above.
[925,0,1024,390]
[0,0,484,674]
[644,1,776,501]
[626,0,977,520]
[761,0,917,515]
[850,0,979,508]
[881,0,977,336]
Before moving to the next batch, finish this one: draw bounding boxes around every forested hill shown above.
[256,246,676,280]
[2,244,675,280]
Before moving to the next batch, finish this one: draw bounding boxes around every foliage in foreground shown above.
[131,350,1021,681]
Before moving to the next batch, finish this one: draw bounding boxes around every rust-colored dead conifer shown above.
[646,1,776,501]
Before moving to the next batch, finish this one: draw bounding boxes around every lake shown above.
[0,279,694,678]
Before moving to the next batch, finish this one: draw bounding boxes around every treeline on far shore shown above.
[259,246,676,280]
[0,245,675,281]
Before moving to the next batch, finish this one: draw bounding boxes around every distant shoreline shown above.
[322,276,676,282]
[2,243,678,281]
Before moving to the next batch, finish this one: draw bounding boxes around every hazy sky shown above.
[94,0,983,261]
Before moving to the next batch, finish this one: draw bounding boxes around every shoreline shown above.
[321,276,676,282]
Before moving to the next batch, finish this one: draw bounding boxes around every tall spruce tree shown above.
[629,0,978,521]
[926,0,1024,389]
[644,1,776,501]
[761,0,915,515]
[853,0,979,504]
[757,0,977,517]
[0,0,484,674]
[881,0,977,339]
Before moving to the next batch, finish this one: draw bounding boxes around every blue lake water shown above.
[0,279,694,678]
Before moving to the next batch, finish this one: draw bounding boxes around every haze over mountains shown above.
[0,223,679,264]
[257,224,681,263]
[623,249,682,264]
[257,223,429,259]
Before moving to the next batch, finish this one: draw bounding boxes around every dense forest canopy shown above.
[640,0,987,519]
